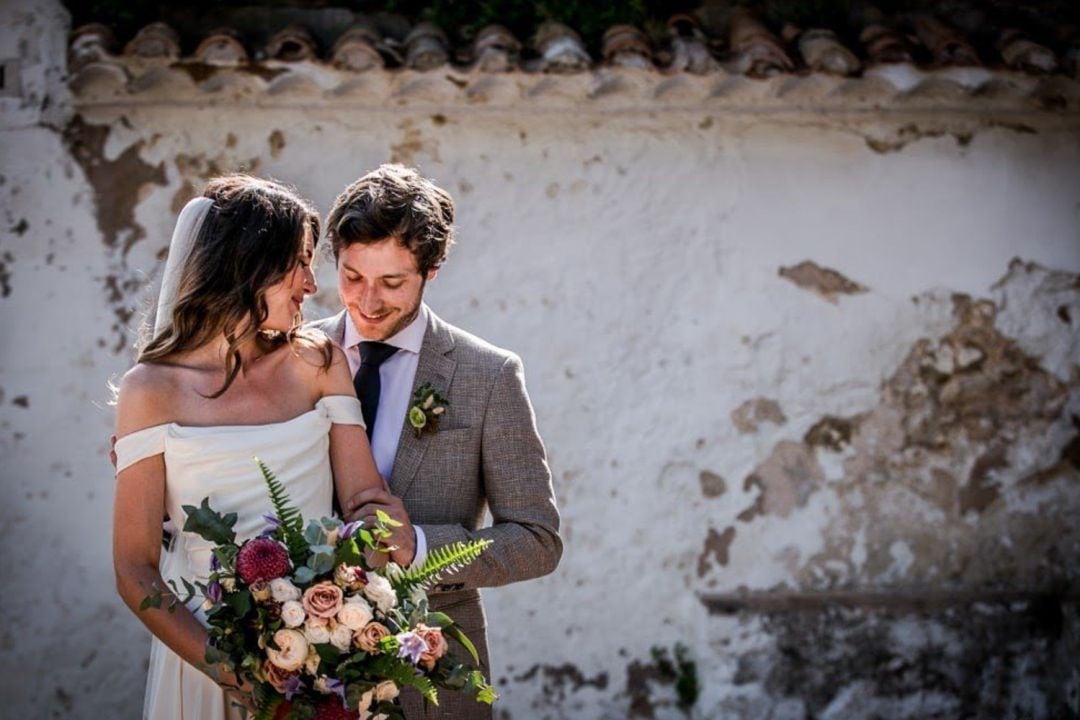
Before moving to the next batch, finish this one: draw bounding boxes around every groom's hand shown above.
[343,488,416,566]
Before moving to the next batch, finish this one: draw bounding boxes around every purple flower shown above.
[325,678,346,706]
[210,554,221,572]
[206,580,223,604]
[395,631,429,665]
[260,513,282,537]
[340,519,362,541]
[283,675,303,701]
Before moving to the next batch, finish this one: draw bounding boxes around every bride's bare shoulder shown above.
[114,362,180,432]
[283,334,352,396]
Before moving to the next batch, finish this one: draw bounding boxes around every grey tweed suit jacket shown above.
[307,307,562,718]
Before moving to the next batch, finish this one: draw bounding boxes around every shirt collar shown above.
[343,303,428,355]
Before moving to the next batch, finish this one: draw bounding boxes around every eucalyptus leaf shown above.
[304,521,327,546]
[182,498,237,545]
[293,566,316,585]
[307,549,335,575]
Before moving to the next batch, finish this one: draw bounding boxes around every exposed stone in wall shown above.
[710,263,1080,593]
[689,261,1080,718]
[712,596,1078,719]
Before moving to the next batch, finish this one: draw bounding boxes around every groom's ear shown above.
[425,268,439,282]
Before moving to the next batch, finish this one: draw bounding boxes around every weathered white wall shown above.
[2,1,1079,718]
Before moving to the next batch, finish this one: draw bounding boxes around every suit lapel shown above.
[388,309,456,498]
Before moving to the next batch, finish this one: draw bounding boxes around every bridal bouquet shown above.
[143,460,496,719]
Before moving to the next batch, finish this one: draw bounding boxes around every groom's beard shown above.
[358,278,426,341]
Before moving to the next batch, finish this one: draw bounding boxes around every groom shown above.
[309,164,562,718]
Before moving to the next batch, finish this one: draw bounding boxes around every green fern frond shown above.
[367,656,439,703]
[256,458,307,561]
[391,539,492,595]
[251,682,283,720]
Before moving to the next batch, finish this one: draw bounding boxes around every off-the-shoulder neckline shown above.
[116,395,357,439]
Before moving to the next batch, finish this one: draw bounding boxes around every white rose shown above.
[266,629,309,672]
[303,620,332,645]
[363,574,397,613]
[330,623,354,652]
[270,578,301,602]
[304,647,320,675]
[221,577,237,593]
[374,680,399,703]
[337,597,374,630]
[280,600,306,628]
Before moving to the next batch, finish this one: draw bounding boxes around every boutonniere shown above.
[408,383,449,438]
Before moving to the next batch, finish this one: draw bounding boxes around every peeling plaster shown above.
[778,261,869,303]
[698,526,737,576]
[731,397,787,435]
[62,115,166,254]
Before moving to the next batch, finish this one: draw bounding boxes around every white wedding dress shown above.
[114,395,366,720]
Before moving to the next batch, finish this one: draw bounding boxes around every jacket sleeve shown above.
[418,353,562,590]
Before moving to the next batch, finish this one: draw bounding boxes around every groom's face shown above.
[337,237,437,341]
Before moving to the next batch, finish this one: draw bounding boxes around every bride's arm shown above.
[111,369,250,698]
[319,346,386,505]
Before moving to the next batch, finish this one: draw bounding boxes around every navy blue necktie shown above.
[353,341,399,439]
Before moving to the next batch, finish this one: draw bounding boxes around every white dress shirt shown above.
[343,303,429,567]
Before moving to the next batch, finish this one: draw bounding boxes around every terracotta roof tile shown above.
[65,7,1080,110]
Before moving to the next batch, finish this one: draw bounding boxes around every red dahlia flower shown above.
[235,537,291,584]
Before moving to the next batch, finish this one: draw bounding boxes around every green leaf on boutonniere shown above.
[408,406,427,430]
[409,383,449,438]
[182,498,237,545]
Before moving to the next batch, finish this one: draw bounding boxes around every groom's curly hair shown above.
[326,164,455,275]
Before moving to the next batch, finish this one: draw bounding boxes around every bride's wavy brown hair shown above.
[138,175,331,398]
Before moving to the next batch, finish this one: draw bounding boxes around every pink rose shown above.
[262,660,296,693]
[302,581,344,619]
[354,622,390,654]
[416,624,448,670]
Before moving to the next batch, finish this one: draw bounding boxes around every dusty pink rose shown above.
[262,660,296,693]
[302,581,344,619]
[354,621,390,654]
[416,624,448,670]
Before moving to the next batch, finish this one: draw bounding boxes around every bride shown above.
[112,175,385,718]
